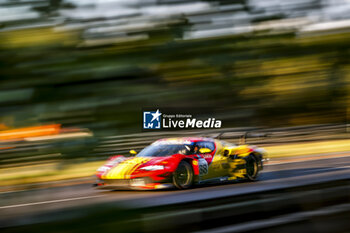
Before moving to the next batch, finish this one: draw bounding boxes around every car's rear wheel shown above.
[173,161,193,189]
[245,154,259,181]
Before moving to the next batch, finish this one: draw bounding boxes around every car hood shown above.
[101,156,171,179]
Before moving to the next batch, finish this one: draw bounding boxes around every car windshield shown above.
[137,144,193,157]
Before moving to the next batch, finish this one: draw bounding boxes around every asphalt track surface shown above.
[0,153,349,227]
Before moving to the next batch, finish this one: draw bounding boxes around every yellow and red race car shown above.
[95,137,266,190]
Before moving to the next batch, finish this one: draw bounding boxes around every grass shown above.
[1,138,350,187]
[264,139,350,158]
[0,161,105,187]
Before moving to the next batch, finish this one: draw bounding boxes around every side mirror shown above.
[199,148,212,154]
[129,150,137,155]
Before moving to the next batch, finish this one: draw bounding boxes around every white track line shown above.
[0,195,104,209]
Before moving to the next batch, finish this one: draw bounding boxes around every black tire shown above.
[257,154,264,171]
[173,161,194,189]
[245,154,259,181]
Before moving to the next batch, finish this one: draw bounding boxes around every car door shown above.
[196,141,216,165]
[197,140,228,180]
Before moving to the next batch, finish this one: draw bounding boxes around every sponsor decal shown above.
[202,154,212,159]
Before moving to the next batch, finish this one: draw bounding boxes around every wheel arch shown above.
[169,157,197,175]
[176,158,200,183]
[181,158,198,175]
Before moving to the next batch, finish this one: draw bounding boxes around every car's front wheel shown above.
[173,161,193,189]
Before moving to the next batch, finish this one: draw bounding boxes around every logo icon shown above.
[143,109,162,129]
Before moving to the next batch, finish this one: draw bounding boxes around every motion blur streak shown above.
[1,0,350,232]
[0,125,61,140]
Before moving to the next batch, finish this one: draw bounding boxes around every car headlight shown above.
[130,178,146,186]
[97,166,110,172]
[140,165,165,171]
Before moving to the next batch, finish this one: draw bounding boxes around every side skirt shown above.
[197,176,232,185]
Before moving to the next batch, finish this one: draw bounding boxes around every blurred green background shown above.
[1,0,349,137]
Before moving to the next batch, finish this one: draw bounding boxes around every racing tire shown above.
[173,161,194,189]
[245,154,259,181]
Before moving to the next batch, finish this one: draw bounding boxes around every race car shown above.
[94,137,266,190]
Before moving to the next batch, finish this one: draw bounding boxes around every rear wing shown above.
[215,131,268,145]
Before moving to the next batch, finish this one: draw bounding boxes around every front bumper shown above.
[94,177,174,190]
